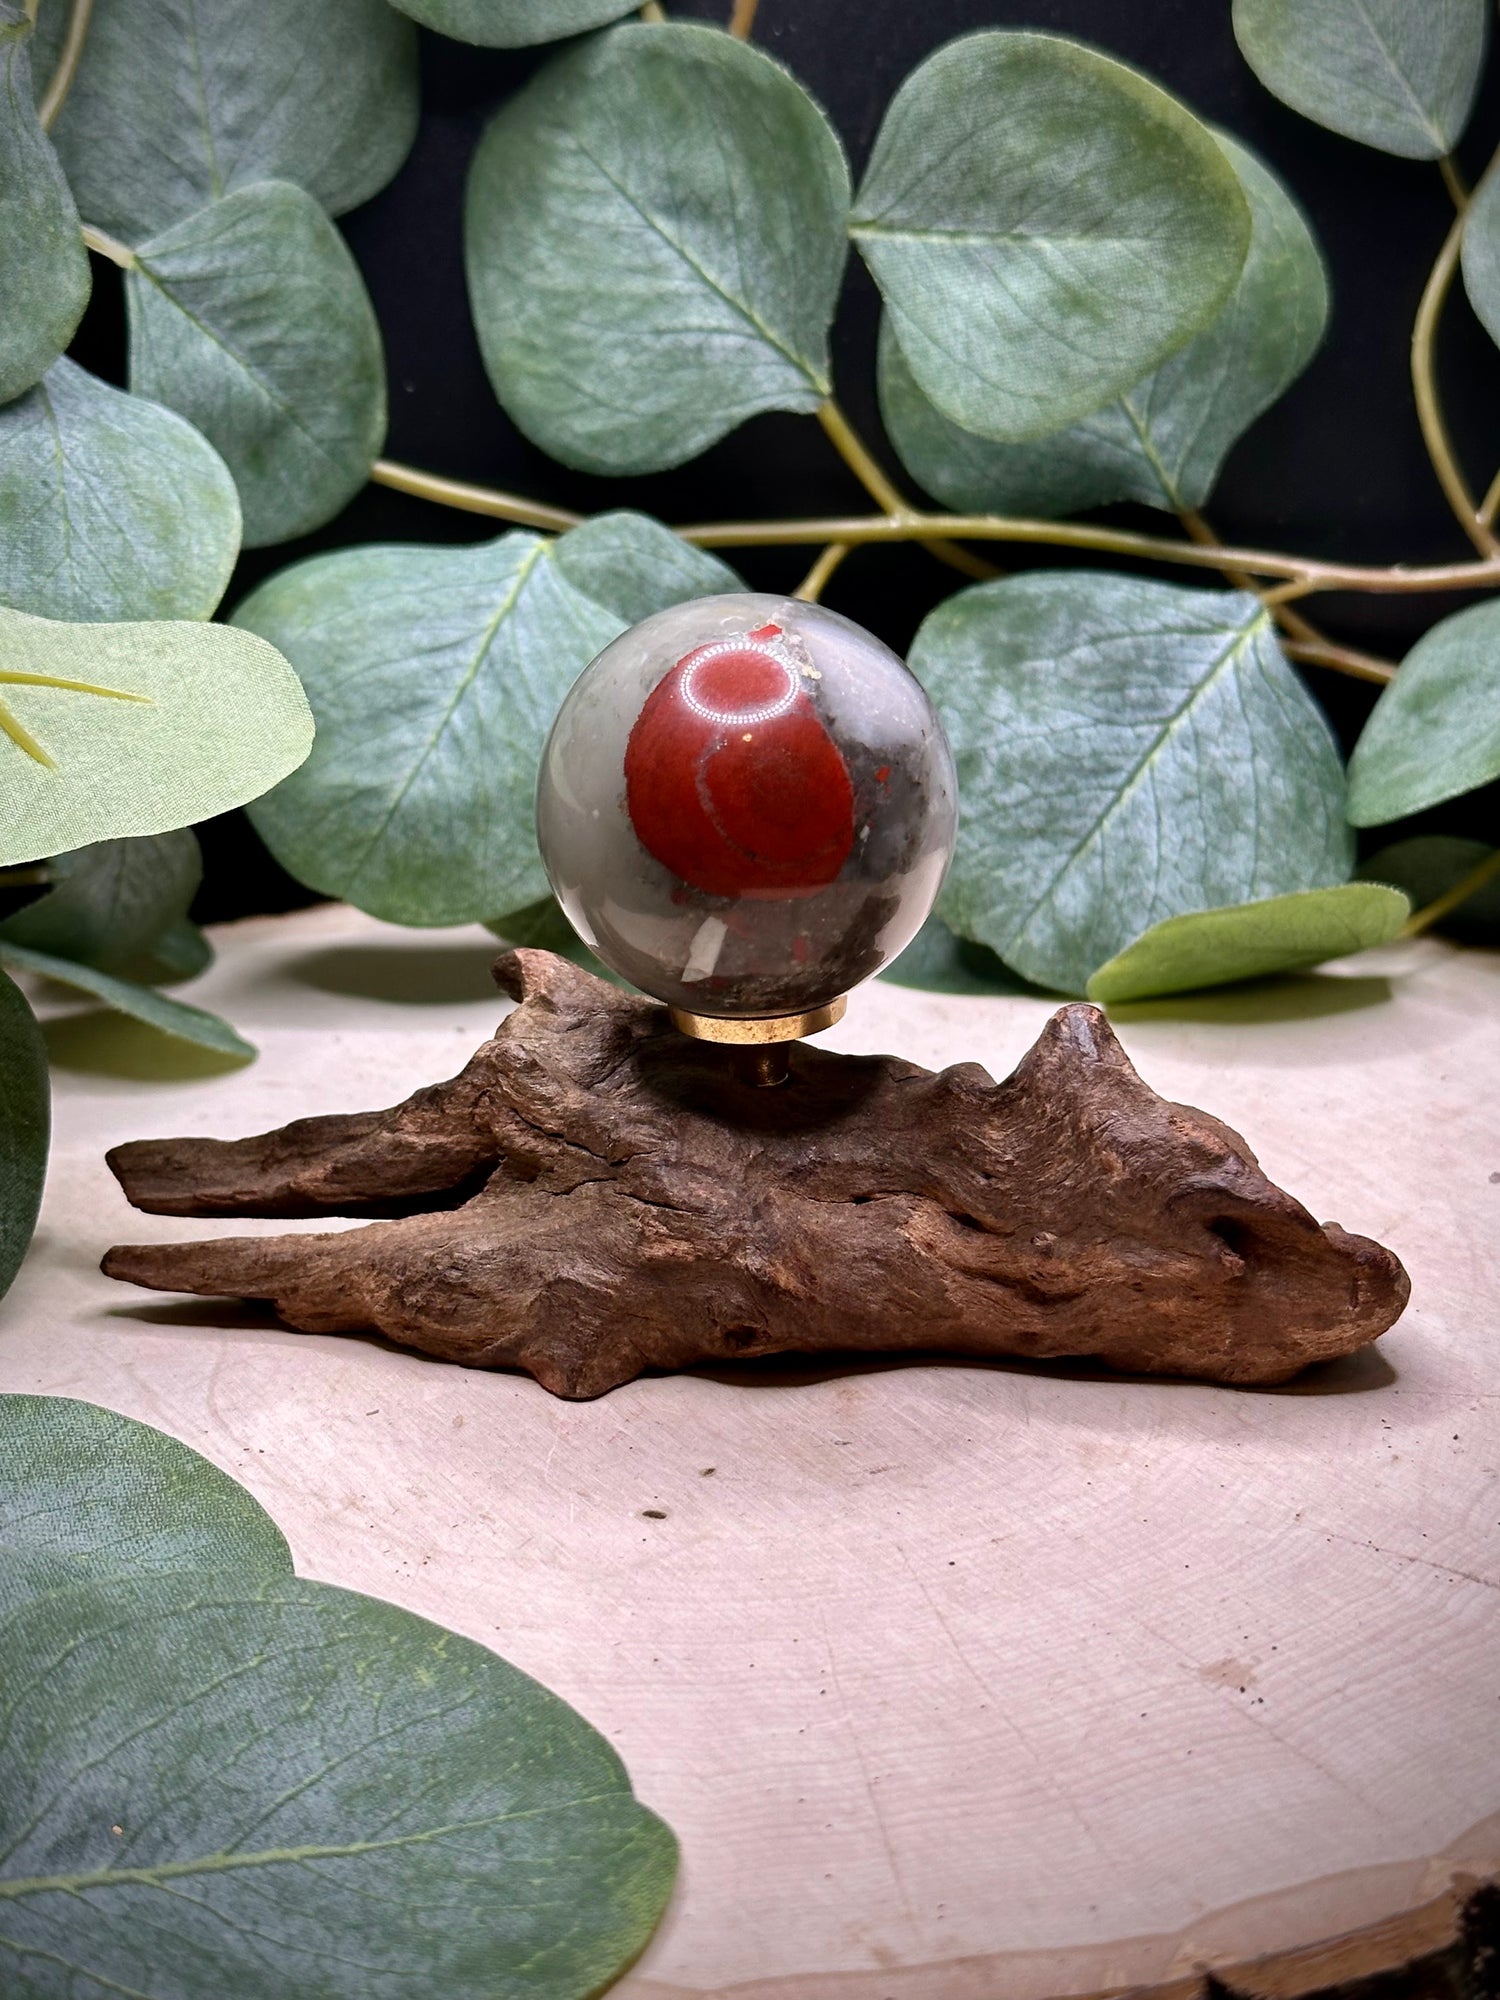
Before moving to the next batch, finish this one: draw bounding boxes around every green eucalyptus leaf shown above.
[0,940,253,1058]
[1358,835,1500,943]
[236,533,622,924]
[551,509,743,623]
[879,134,1328,517]
[1085,883,1409,1005]
[0,359,240,623]
[0,608,313,867]
[35,0,418,242]
[913,573,1354,996]
[1347,599,1500,824]
[878,916,1036,996]
[0,1395,290,1617]
[128,913,213,985]
[850,31,1251,444]
[127,182,387,546]
[1461,159,1500,353]
[0,832,201,974]
[0,1572,677,1996]
[465,22,850,474]
[0,967,46,1305]
[387,0,638,46]
[0,23,90,405]
[1232,0,1486,159]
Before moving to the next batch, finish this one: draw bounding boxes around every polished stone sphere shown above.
[536,593,958,1019]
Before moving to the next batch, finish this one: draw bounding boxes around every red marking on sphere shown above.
[624,635,855,899]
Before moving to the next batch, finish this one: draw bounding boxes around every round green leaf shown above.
[465,22,850,474]
[127,182,387,547]
[130,913,214,985]
[850,31,1251,444]
[552,509,743,625]
[387,0,637,45]
[913,573,1354,996]
[0,940,253,1058]
[0,1395,291,1617]
[236,533,622,924]
[0,359,240,623]
[0,22,90,405]
[0,968,46,1305]
[0,832,201,974]
[0,1572,677,1996]
[35,0,418,242]
[1461,159,1500,353]
[1358,835,1500,943]
[1233,0,1486,159]
[237,514,737,924]
[1085,884,1410,1005]
[0,608,314,866]
[1347,599,1500,824]
[879,133,1328,518]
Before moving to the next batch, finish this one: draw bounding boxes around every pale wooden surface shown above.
[3,904,1497,1997]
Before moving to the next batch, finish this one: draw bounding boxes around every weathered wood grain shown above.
[103,948,1407,1397]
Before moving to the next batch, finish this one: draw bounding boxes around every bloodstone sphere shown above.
[536,594,958,1021]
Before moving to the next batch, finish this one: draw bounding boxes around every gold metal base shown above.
[669,995,847,1045]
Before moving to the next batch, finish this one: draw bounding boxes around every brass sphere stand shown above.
[668,996,847,1087]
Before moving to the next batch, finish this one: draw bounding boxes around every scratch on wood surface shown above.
[818,1607,921,1943]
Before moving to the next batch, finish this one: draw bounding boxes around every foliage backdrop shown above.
[100,0,1499,920]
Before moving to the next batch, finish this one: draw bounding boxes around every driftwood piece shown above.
[102,948,1408,1399]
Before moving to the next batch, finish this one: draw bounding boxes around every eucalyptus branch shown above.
[370,459,581,533]
[1178,507,1398,684]
[727,0,758,36]
[80,222,134,268]
[1479,462,1500,531]
[1401,846,1500,936]
[677,508,1500,597]
[793,541,851,603]
[1439,154,1470,209]
[638,2,666,20]
[36,0,94,130]
[815,400,996,581]
[1278,637,1396,685]
[1411,203,1500,557]
[367,457,1500,615]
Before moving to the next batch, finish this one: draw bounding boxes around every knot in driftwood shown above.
[103,949,1408,1398]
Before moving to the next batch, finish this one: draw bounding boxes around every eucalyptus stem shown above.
[727,0,758,35]
[1178,507,1398,683]
[677,508,1500,596]
[815,399,995,581]
[1277,636,1395,685]
[80,222,134,268]
[1439,154,1471,209]
[36,0,94,130]
[1401,846,1500,936]
[1411,203,1499,557]
[793,541,851,603]
[363,466,1500,617]
[1478,461,1500,531]
[370,458,581,533]
[639,1,666,19]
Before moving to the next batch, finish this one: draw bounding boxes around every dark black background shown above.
[70,0,1500,919]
